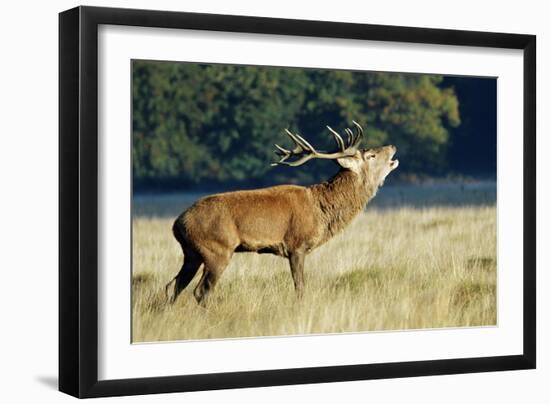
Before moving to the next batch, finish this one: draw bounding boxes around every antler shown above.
[272,121,364,167]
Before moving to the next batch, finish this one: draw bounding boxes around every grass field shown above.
[132,204,496,343]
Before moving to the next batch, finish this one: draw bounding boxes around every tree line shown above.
[132,60,496,190]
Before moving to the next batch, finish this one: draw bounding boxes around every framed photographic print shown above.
[59,5,536,398]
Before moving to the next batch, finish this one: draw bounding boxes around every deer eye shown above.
[366,154,376,159]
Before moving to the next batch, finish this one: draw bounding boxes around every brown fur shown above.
[167,145,398,305]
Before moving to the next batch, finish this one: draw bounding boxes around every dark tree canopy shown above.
[132,60,494,190]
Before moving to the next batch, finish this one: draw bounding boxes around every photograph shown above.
[130,60,497,343]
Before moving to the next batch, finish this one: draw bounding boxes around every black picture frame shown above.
[59,5,536,398]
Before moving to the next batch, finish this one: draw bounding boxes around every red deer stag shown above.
[166,121,398,305]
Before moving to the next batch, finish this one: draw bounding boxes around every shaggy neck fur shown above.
[309,169,379,245]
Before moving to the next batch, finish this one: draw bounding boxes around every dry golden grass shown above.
[132,206,496,342]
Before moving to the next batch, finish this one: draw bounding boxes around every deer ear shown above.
[336,155,362,172]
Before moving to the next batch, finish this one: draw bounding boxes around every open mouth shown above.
[389,149,398,169]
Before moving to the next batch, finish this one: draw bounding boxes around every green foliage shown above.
[132,60,461,188]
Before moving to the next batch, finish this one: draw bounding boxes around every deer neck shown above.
[310,169,377,243]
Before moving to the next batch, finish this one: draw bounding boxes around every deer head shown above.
[272,121,399,189]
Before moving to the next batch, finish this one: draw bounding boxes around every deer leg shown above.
[193,250,232,306]
[166,248,203,304]
[289,252,306,299]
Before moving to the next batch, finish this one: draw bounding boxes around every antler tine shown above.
[271,144,290,166]
[351,120,364,147]
[344,128,354,146]
[285,129,315,152]
[294,132,317,152]
[273,153,316,167]
[326,126,346,152]
[274,143,290,156]
[272,128,316,166]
